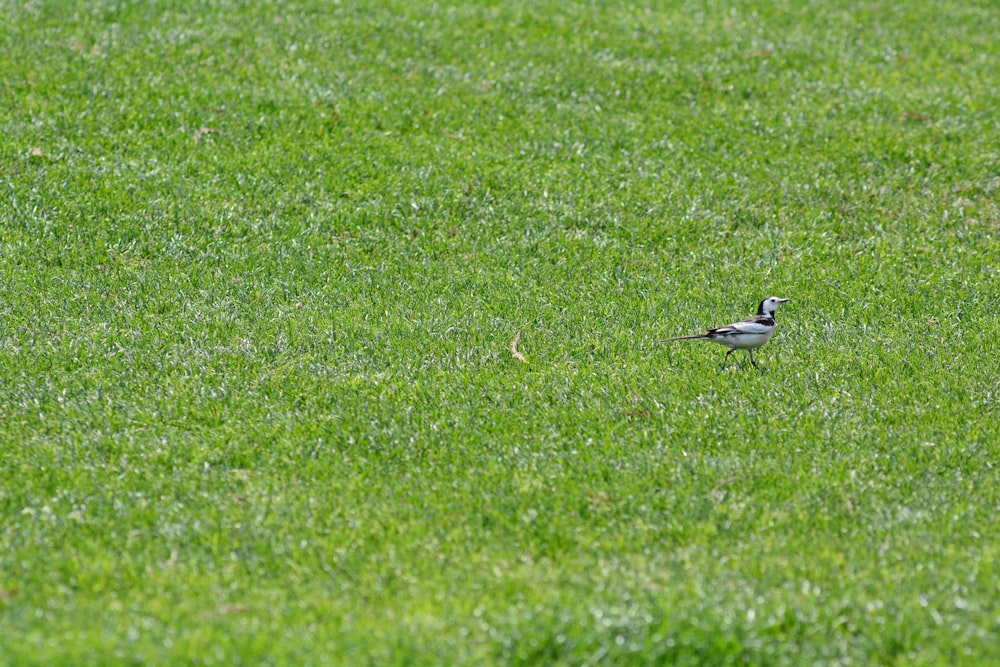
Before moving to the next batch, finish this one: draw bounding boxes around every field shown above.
[2,0,999,664]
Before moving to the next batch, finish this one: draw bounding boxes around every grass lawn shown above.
[2,0,999,664]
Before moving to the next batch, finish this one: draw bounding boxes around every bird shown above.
[663,296,790,367]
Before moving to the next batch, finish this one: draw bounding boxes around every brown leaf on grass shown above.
[902,111,930,123]
[587,491,615,505]
[30,147,48,158]
[0,588,20,601]
[510,331,527,364]
[194,126,222,142]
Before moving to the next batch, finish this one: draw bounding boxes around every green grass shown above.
[2,0,999,664]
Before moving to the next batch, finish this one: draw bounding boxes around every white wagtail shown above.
[663,296,790,366]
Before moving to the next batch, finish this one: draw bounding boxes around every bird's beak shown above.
[778,298,790,303]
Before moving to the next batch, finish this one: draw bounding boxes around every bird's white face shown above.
[761,296,790,316]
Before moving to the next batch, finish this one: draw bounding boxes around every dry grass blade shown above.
[710,476,743,495]
[510,331,527,363]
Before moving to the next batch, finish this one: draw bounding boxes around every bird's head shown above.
[758,296,790,317]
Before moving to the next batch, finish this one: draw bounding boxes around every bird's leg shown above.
[749,349,758,367]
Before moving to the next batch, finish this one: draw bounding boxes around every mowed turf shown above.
[2,0,999,664]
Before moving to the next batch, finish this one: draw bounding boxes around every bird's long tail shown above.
[660,334,708,342]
